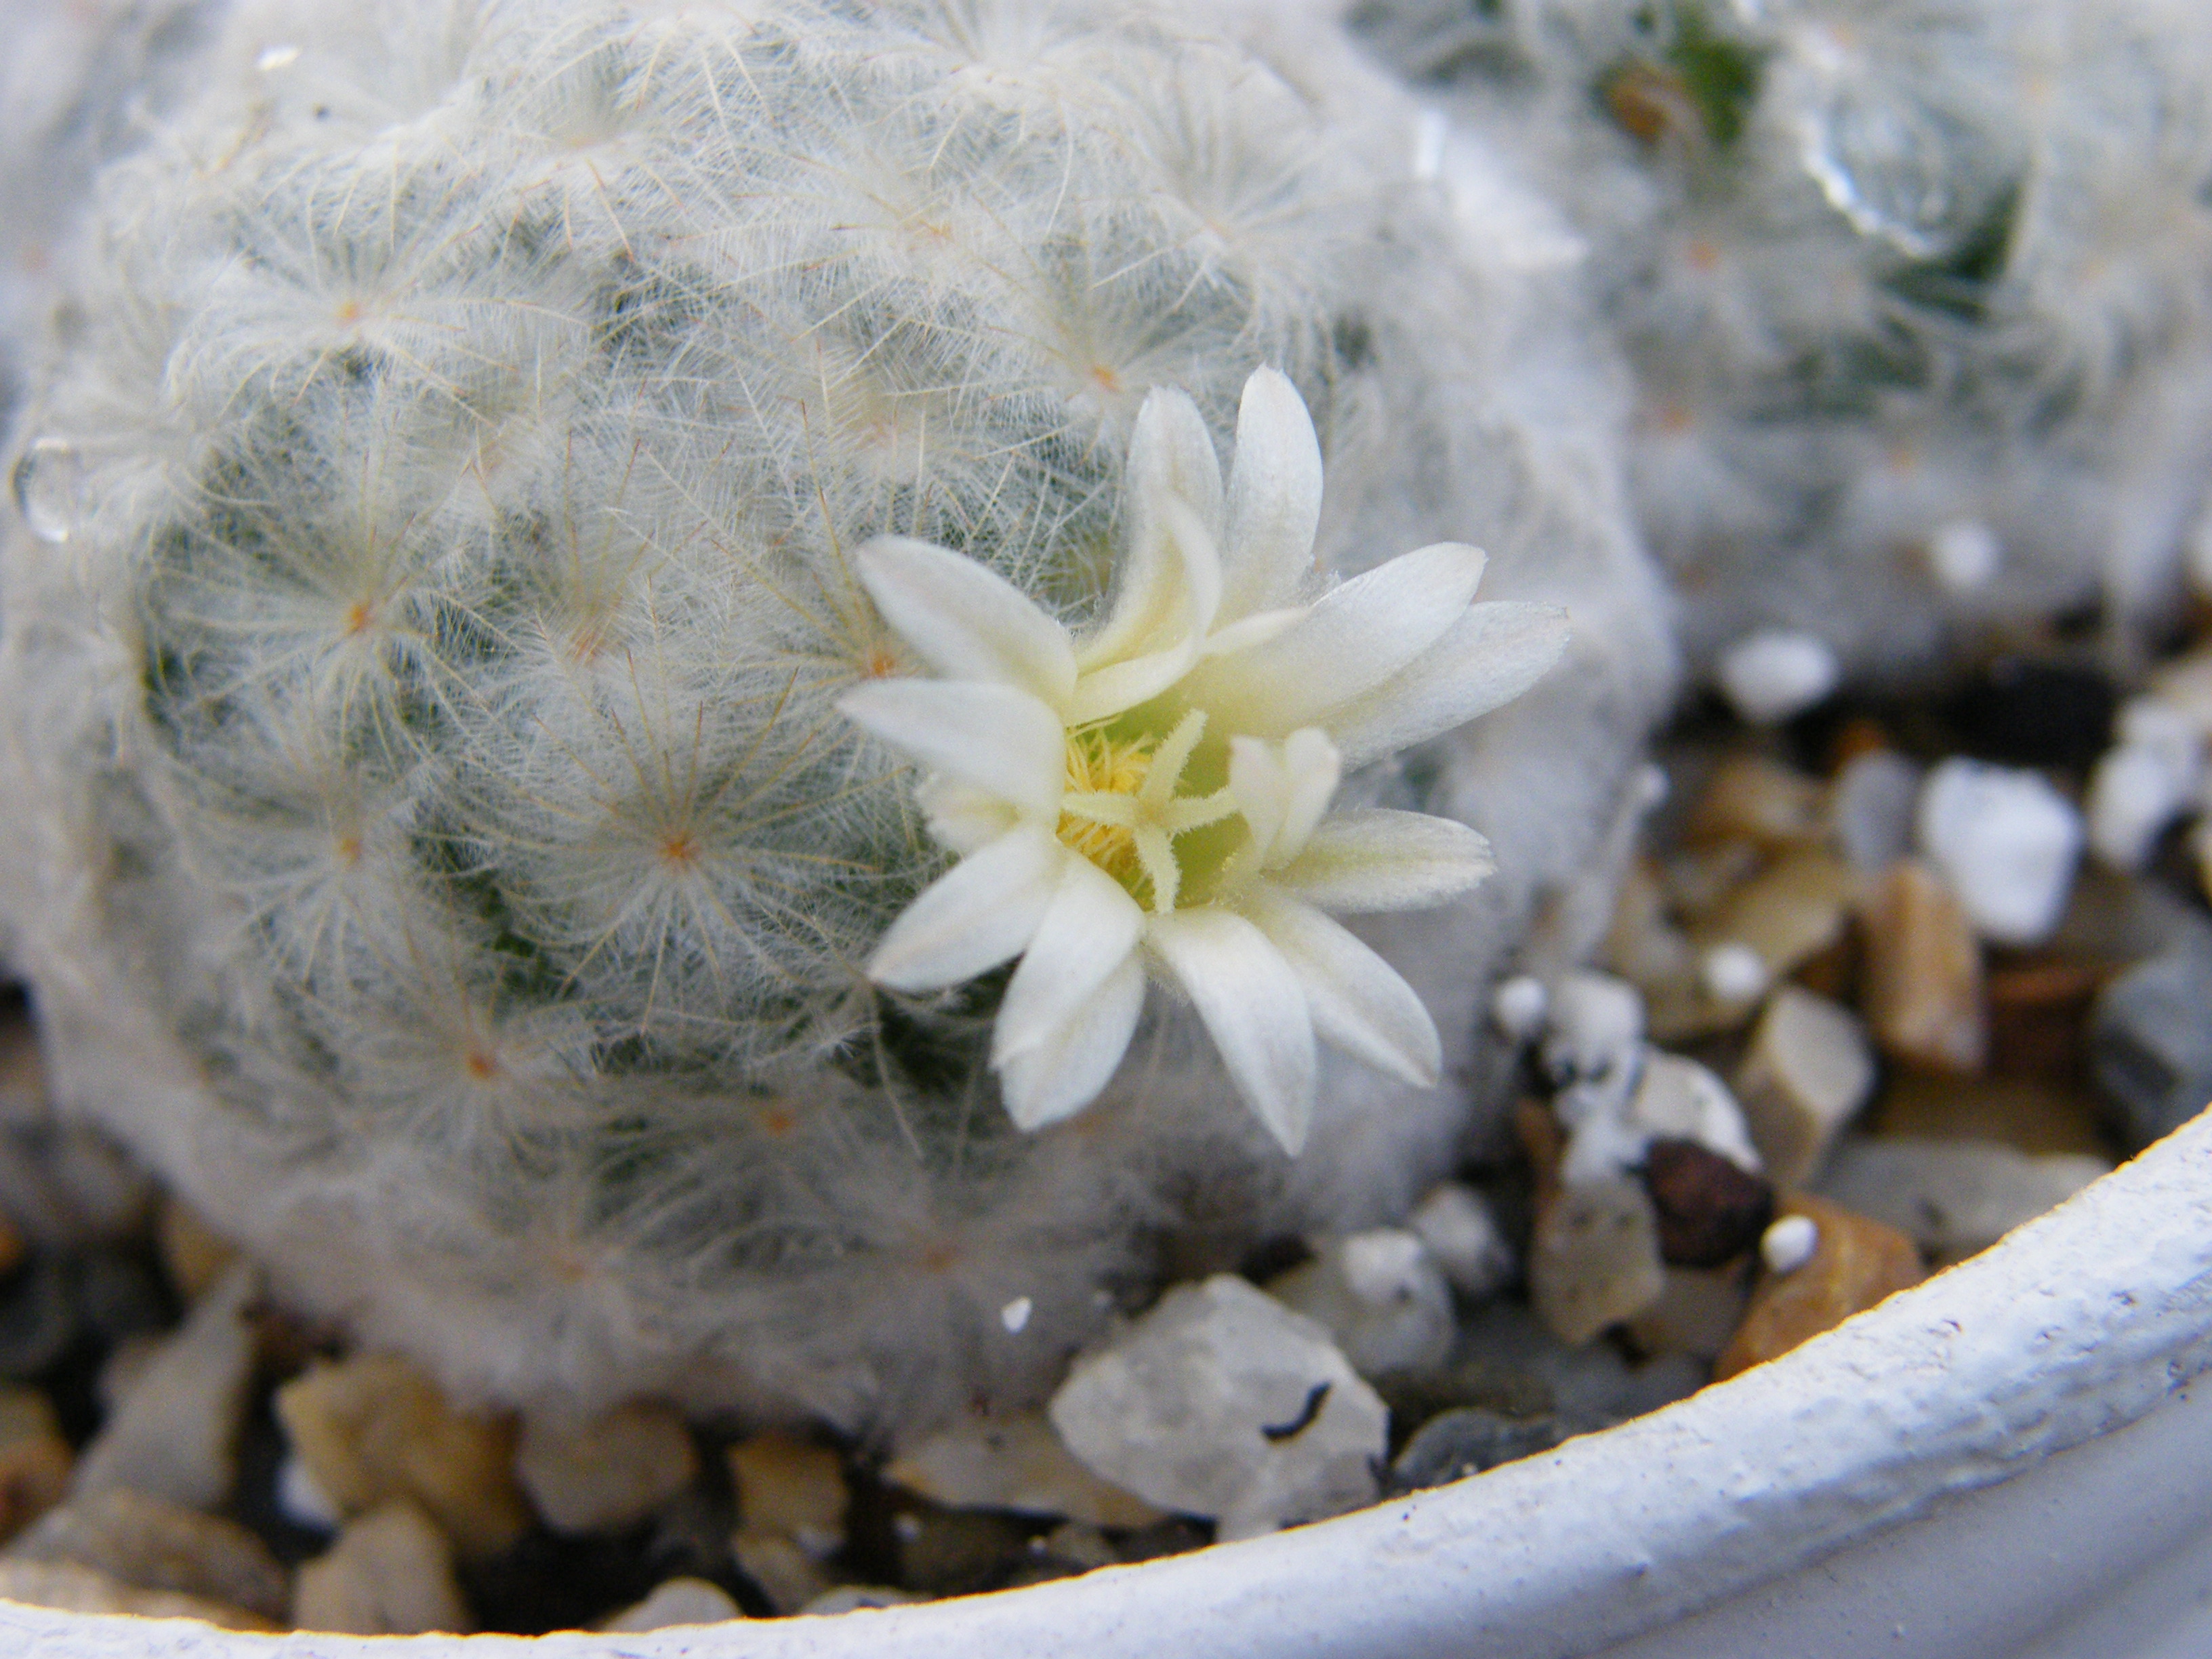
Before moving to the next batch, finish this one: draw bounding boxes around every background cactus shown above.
[1350,0,2212,683]
[1,0,1672,1433]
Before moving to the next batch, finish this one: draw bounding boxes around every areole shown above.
[7,1112,2209,1659]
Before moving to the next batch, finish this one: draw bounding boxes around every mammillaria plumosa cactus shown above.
[1352,0,2212,684]
[1,0,1672,1433]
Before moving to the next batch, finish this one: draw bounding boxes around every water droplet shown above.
[10,438,84,546]
[1802,88,1970,258]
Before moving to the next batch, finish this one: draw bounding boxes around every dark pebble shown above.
[0,1255,77,1380]
[1943,658,2116,772]
[1641,1139,1776,1268]
[1389,1408,1562,1494]
[2089,926,2212,1151]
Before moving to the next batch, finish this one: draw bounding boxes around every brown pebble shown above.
[1687,755,1826,849]
[1528,1177,1665,1347]
[726,1435,848,1556]
[1690,847,1858,996]
[156,1198,239,1304]
[275,1353,529,1558]
[1713,1196,1924,1381]
[1734,986,1877,1189]
[1867,1069,2110,1158]
[1641,1139,1776,1268]
[6,1488,288,1620]
[0,1215,25,1282]
[0,1558,276,1630]
[1984,956,2103,1079]
[1860,859,1987,1073]
[1626,1261,1753,1362]
[0,1387,70,1547]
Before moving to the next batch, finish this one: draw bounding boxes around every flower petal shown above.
[992,858,1145,1064]
[1221,368,1323,619]
[997,953,1147,1131]
[1147,907,1317,1154]
[1330,600,1570,769]
[840,680,1064,819]
[1228,729,1340,872]
[916,779,1019,855]
[1082,388,1224,670]
[856,537,1077,706]
[867,826,1064,990]
[1187,543,1488,736]
[1271,809,1495,912]
[1244,892,1441,1087]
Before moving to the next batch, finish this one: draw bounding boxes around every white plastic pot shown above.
[7,1111,2211,1659]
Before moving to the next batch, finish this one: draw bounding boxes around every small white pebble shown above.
[255,43,302,70]
[1490,975,1549,1041]
[1408,1184,1515,1300]
[1761,1215,1820,1275]
[999,1296,1033,1334]
[276,1451,342,1532]
[1927,519,2001,593]
[2089,743,2192,870]
[1916,758,2085,945]
[1699,942,1769,1004]
[1338,1230,1433,1309]
[1717,630,1841,726]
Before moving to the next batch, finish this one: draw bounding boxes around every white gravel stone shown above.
[1815,1137,2111,1263]
[1832,750,1923,874]
[1408,1183,1515,1300]
[1734,987,1877,1189]
[1916,758,2085,945]
[600,1577,743,1632]
[1048,1275,1387,1541]
[516,1401,698,1536]
[1698,942,1769,1004]
[1629,1052,1763,1174]
[884,1414,1162,1529]
[2089,701,2205,870]
[70,1261,258,1511]
[1542,973,1644,1117]
[1927,518,2001,592]
[1490,976,1549,1042]
[1265,1229,1456,1378]
[1761,1215,1821,1275]
[1717,630,1841,725]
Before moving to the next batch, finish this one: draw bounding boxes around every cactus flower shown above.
[842,369,1569,1151]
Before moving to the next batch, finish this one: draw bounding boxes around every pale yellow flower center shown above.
[1056,711,1240,912]
[1057,729,1155,885]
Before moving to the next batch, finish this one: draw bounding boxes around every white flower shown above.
[840,369,1568,1153]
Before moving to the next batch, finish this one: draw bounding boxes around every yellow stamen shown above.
[1057,729,1154,885]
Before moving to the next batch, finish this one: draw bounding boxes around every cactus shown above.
[1353,0,2212,681]
[2,0,1672,1431]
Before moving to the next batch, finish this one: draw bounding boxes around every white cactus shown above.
[1353,0,2212,679]
[1,0,1672,1431]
